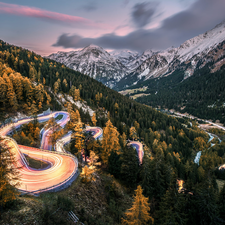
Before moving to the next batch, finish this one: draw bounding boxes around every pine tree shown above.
[155,173,188,225]
[218,184,225,222]
[0,137,20,210]
[120,145,139,188]
[101,119,121,164]
[122,185,154,225]
[108,150,122,178]
[0,77,7,108]
[141,153,172,201]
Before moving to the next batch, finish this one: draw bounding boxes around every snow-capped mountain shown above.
[126,49,157,71]
[110,50,140,67]
[48,44,129,88]
[48,20,225,90]
[115,20,225,90]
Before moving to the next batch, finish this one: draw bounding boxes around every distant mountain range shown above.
[48,44,129,88]
[48,20,225,90]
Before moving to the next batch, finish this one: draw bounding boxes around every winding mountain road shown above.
[0,111,145,194]
[128,141,144,164]
[0,111,78,194]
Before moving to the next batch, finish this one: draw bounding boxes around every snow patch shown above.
[138,68,150,79]
[66,95,95,116]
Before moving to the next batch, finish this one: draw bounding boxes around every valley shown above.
[1,3,225,223]
[47,20,225,126]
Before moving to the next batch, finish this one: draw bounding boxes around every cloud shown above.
[52,30,171,52]
[122,0,130,7]
[81,2,97,12]
[53,0,225,52]
[162,0,225,35]
[159,0,225,44]
[0,2,106,29]
[131,2,159,28]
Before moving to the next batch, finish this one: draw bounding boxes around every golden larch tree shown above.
[62,78,68,89]
[67,102,73,115]
[74,89,80,101]
[122,185,154,225]
[130,126,137,140]
[73,118,84,155]
[95,92,102,104]
[43,77,46,85]
[101,119,120,164]
[45,117,61,150]
[54,79,60,94]
[34,127,40,140]
[121,132,127,147]
[114,102,119,113]
[80,165,95,183]
[91,112,97,126]
[0,137,20,208]
[134,121,140,131]
[88,151,101,169]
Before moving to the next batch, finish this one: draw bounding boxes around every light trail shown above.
[85,126,103,140]
[128,141,144,164]
[0,111,78,194]
[0,111,145,194]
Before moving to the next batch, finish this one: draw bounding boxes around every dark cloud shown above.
[162,0,225,35]
[53,0,225,53]
[157,0,225,46]
[52,30,171,53]
[131,2,159,27]
[81,2,97,12]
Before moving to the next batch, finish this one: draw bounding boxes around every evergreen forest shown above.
[1,40,225,225]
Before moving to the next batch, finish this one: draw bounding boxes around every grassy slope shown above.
[24,155,49,170]
[1,170,132,225]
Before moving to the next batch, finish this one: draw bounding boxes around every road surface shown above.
[128,141,144,164]
[0,111,145,193]
[0,111,78,194]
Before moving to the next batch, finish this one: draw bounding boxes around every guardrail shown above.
[18,146,79,196]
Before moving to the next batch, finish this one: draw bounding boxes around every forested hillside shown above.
[121,40,225,125]
[135,64,225,124]
[1,39,225,225]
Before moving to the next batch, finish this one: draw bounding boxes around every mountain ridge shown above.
[48,20,225,90]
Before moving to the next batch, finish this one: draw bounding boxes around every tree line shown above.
[1,39,225,224]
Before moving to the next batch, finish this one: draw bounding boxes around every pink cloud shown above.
[0,2,107,29]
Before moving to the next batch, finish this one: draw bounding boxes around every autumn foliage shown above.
[0,137,20,207]
[0,62,51,113]
[101,119,121,164]
[122,185,154,225]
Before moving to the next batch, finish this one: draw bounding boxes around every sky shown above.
[0,0,225,56]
